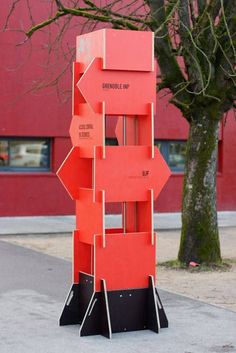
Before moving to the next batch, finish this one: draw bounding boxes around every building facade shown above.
[1,2,236,216]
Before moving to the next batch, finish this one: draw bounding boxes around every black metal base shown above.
[59,273,168,338]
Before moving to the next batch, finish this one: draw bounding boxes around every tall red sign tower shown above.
[57,29,171,338]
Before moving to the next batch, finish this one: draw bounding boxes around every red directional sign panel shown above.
[76,189,104,244]
[57,145,170,202]
[73,230,92,283]
[76,29,154,72]
[58,29,172,336]
[77,58,156,115]
[70,104,104,157]
[104,29,154,72]
[57,147,92,200]
[95,146,171,202]
[94,232,156,291]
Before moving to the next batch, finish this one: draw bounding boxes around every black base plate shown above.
[59,273,168,338]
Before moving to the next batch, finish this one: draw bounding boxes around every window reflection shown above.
[169,142,186,170]
[105,138,118,146]
[155,140,187,171]
[0,138,50,171]
[0,141,9,166]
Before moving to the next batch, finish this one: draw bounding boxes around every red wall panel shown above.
[217,112,236,211]
[0,138,74,216]
[155,90,189,140]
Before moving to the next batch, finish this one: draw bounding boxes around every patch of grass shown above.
[223,258,236,265]
[158,259,233,272]
[158,259,186,269]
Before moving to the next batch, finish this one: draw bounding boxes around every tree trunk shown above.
[178,115,222,265]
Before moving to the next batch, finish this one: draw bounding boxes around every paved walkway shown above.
[0,240,236,353]
[0,211,236,235]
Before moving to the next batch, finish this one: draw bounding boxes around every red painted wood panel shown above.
[96,146,171,202]
[104,29,154,72]
[73,231,93,283]
[77,29,154,72]
[77,58,156,115]
[94,232,156,291]
[76,189,104,244]
[70,104,104,156]
[57,147,92,199]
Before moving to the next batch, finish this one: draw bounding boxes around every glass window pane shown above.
[169,142,186,170]
[154,140,169,165]
[0,140,9,166]
[9,140,49,168]
[105,138,118,146]
[155,141,162,150]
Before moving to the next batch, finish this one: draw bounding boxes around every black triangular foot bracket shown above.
[59,272,168,338]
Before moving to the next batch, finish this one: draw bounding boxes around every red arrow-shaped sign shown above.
[57,147,92,200]
[77,58,156,115]
[57,146,171,202]
[69,103,104,158]
[95,146,171,202]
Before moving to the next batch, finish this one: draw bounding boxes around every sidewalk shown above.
[1,210,236,323]
[0,211,236,235]
[1,240,236,353]
[1,224,236,312]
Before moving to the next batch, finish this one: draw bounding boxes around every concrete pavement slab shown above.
[0,241,236,353]
[0,211,236,235]
[0,215,76,236]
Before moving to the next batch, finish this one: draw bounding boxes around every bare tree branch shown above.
[3,0,21,30]
[25,4,153,38]
[148,0,193,118]
[197,0,205,16]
